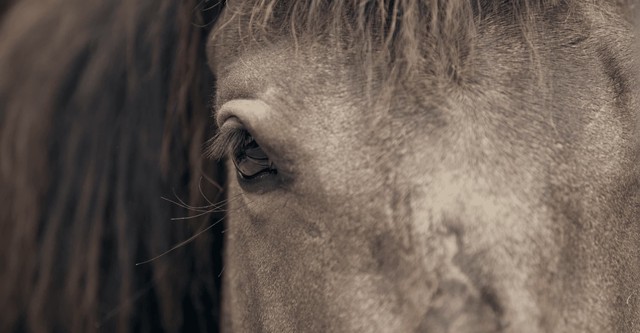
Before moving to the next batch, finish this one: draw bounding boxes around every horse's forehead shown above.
[212,33,535,137]
[214,44,355,107]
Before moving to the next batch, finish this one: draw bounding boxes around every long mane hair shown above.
[0,0,225,332]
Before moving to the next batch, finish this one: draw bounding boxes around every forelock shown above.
[211,0,572,83]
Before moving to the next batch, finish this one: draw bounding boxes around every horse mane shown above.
[0,1,224,332]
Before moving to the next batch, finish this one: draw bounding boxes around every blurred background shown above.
[0,0,226,332]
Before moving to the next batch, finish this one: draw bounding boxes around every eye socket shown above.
[206,112,280,186]
[232,130,278,180]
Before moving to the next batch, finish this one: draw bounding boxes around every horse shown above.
[0,0,225,332]
[0,0,638,332]
[206,0,639,332]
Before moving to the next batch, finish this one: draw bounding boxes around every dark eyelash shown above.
[205,126,248,160]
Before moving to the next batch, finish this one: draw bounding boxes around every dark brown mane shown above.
[0,1,224,332]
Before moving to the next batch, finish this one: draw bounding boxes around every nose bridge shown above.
[381,172,504,331]
[394,138,559,331]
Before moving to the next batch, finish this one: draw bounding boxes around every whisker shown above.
[137,197,260,266]
[199,176,215,206]
[135,216,225,266]
[169,193,244,220]
[171,209,222,221]
[162,185,230,212]
[201,172,224,193]
[161,197,212,213]
[172,188,197,209]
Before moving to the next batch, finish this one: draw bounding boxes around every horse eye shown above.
[232,131,277,180]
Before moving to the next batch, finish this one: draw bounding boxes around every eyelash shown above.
[206,126,277,180]
[206,126,246,160]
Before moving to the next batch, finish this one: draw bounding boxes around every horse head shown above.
[208,1,639,332]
